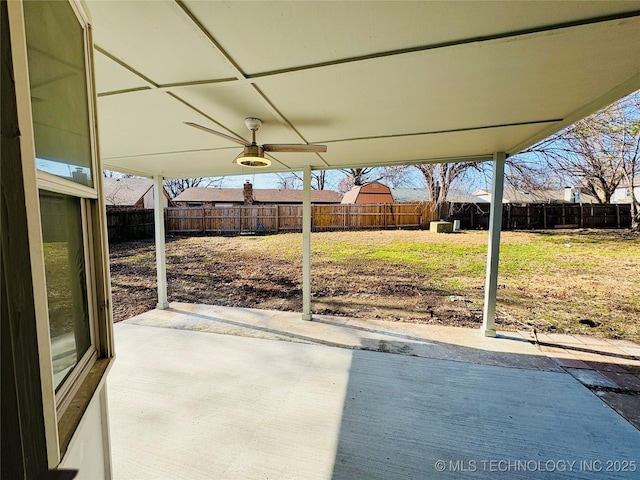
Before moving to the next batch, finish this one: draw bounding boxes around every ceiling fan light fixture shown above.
[187,117,325,167]
[234,145,271,168]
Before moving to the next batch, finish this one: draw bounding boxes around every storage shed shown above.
[341,181,394,204]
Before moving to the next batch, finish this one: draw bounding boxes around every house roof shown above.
[87,2,640,180]
[474,188,600,204]
[103,177,154,206]
[254,189,341,204]
[173,187,341,204]
[173,187,244,203]
[391,188,489,204]
[340,187,361,205]
[617,176,640,188]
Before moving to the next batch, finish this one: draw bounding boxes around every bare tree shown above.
[103,169,132,178]
[620,92,640,230]
[340,167,375,186]
[523,92,640,205]
[276,170,334,190]
[413,162,478,206]
[275,173,300,190]
[470,154,559,194]
[162,177,224,199]
[312,170,331,190]
[336,167,379,194]
[378,165,416,188]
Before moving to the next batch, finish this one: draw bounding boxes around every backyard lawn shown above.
[109,229,639,341]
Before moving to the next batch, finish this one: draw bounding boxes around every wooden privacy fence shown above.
[440,202,633,230]
[503,203,631,229]
[165,202,439,234]
[106,208,155,242]
[105,202,633,241]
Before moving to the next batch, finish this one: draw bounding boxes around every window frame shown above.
[38,190,100,414]
[8,0,114,467]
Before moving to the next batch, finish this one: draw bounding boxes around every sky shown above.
[102,163,496,193]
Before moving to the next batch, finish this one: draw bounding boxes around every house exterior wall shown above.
[612,185,640,204]
[58,384,112,479]
[4,1,114,477]
[142,188,168,209]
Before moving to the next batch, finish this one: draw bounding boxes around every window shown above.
[24,0,93,187]
[23,0,104,414]
[39,191,94,391]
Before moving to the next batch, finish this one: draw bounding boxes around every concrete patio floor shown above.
[108,303,640,479]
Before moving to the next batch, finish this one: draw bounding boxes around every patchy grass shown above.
[109,229,640,341]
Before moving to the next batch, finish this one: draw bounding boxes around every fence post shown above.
[275,205,279,233]
[616,204,620,228]
[543,204,547,229]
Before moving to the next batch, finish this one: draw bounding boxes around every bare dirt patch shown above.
[109,229,640,341]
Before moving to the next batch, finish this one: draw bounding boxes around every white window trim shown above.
[7,0,61,466]
[38,171,99,199]
[8,0,110,467]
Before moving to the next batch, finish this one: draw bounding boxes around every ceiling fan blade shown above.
[263,144,327,153]
[184,122,249,146]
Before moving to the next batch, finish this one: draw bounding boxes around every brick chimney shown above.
[243,180,254,205]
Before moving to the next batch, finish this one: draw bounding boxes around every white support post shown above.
[302,165,312,320]
[481,152,506,337]
[154,175,169,309]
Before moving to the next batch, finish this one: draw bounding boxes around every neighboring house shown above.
[611,176,640,204]
[474,187,598,204]
[172,181,342,207]
[391,188,489,204]
[341,181,394,204]
[103,177,169,208]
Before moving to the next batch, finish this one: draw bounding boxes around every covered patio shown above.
[88,2,640,478]
[90,1,640,336]
[108,303,640,479]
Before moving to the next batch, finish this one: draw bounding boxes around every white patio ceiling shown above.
[88,1,640,180]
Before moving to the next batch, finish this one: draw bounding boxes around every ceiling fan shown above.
[185,117,327,168]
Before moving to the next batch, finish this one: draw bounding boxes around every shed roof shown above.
[341,182,394,204]
[103,177,154,206]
